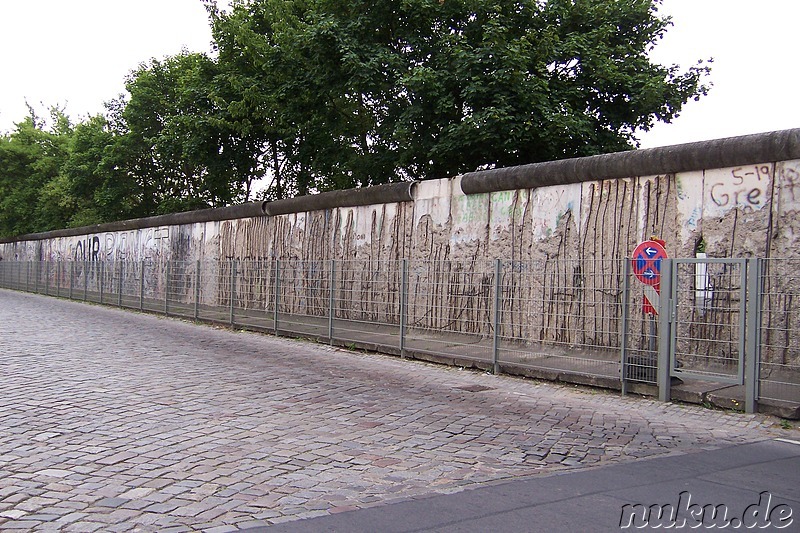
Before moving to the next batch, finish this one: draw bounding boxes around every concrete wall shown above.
[2,159,799,265]
[1,131,799,368]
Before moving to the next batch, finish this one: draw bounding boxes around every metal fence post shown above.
[55,261,60,296]
[274,259,280,334]
[26,262,30,292]
[69,261,74,300]
[744,258,762,414]
[657,258,673,402]
[99,261,105,304]
[46,260,51,296]
[117,262,123,307]
[400,258,408,358]
[164,260,170,315]
[620,258,632,395]
[229,259,236,327]
[83,261,88,301]
[194,260,201,321]
[139,260,145,311]
[492,259,502,375]
[328,259,335,343]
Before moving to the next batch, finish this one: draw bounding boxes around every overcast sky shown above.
[0,0,217,132]
[0,0,797,149]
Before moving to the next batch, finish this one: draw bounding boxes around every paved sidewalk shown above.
[0,290,791,531]
[260,438,800,532]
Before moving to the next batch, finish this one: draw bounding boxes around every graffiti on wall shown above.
[530,184,581,241]
[704,165,772,218]
[74,236,101,261]
[676,171,703,246]
[776,161,800,215]
[58,227,172,263]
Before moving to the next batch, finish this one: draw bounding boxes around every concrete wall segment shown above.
[262,181,416,216]
[460,128,800,195]
[2,131,800,266]
[771,160,800,255]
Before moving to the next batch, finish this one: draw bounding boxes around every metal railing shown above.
[0,257,797,415]
[759,259,800,408]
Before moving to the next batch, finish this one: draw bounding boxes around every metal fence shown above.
[0,257,797,415]
[759,259,800,408]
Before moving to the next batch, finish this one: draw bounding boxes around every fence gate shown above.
[669,258,747,385]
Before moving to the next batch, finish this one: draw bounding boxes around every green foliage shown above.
[209,0,710,190]
[0,0,710,237]
[61,115,140,225]
[0,110,74,237]
[120,52,247,214]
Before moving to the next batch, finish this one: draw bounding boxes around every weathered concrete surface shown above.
[0,290,792,531]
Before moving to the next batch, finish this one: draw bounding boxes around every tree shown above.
[208,0,322,199]
[60,114,141,226]
[208,0,709,189]
[118,51,260,214]
[0,109,74,238]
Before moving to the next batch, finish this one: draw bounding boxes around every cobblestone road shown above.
[0,290,785,531]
